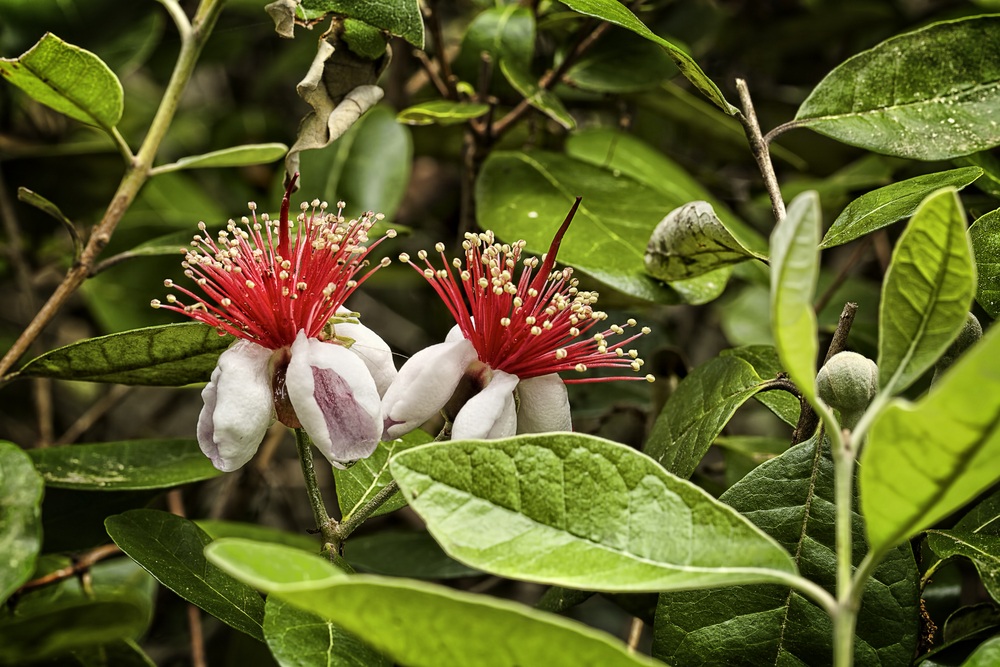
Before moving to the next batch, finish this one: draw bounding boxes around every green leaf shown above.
[722,345,801,426]
[390,434,797,592]
[0,442,44,604]
[644,201,757,281]
[959,150,1000,197]
[500,60,575,130]
[121,230,195,259]
[205,538,346,592]
[558,0,736,114]
[14,323,233,386]
[455,5,535,93]
[299,104,413,220]
[27,439,220,491]
[208,551,661,667]
[153,143,288,175]
[334,430,432,521]
[396,100,490,126]
[862,320,1000,553]
[878,187,975,394]
[105,510,266,640]
[970,208,1000,318]
[793,16,1000,160]
[343,18,388,60]
[927,530,1000,604]
[962,635,1000,667]
[644,352,786,478]
[821,167,984,248]
[345,530,481,579]
[0,558,155,664]
[653,435,919,666]
[770,191,822,403]
[563,27,677,93]
[0,33,123,129]
[565,128,766,256]
[477,150,681,303]
[301,0,424,47]
[264,596,390,667]
[196,520,321,554]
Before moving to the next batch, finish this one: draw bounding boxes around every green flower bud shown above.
[933,313,983,383]
[816,351,878,428]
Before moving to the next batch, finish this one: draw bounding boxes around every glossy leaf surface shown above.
[970,208,1000,318]
[0,442,44,604]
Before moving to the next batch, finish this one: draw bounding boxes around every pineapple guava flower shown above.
[381,200,653,441]
[152,175,396,472]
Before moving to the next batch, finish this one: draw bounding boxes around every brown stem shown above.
[55,384,132,445]
[411,48,452,98]
[423,0,457,98]
[16,544,122,595]
[790,302,859,444]
[735,78,786,222]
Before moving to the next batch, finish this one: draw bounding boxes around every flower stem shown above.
[331,480,399,551]
[293,428,338,550]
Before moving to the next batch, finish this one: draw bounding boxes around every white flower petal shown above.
[198,340,273,472]
[287,332,382,467]
[381,338,478,439]
[445,323,466,343]
[334,311,397,397]
[452,369,519,440]
[515,373,572,434]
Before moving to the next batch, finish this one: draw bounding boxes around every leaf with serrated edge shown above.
[862,321,1000,553]
[654,435,918,665]
[770,191,821,402]
[390,434,796,592]
[206,541,660,667]
[821,167,983,248]
[794,16,1000,160]
[264,596,390,667]
[645,353,776,477]
[558,0,735,114]
[105,510,265,640]
[970,208,1000,318]
[28,439,220,491]
[0,33,123,129]
[877,187,975,394]
[15,322,233,386]
[0,442,44,604]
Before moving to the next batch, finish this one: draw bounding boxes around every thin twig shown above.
[411,48,451,98]
[16,544,122,595]
[332,480,399,550]
[627,618,644,651]
[166,490,208,667]
[423,0,457,98]
[734,79,786,222]
[54,384,132,445]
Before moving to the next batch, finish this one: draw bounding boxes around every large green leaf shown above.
[28,439,220,491]
[565,128,766,256]
[962,635,1000,666]
[0,558,155,664]
[770,191,822,403]
[104,510,266,641]
[644,352,787,478]
[264,596,390,667]
[454,5,534,93]
[14,323,232,386]
[644,201,757,281]
[0,442,44,604]
[345,530,481,579]
[558,0,736,114]
[206,541,660,667]
[927,530,1000,604]
[0,33,123,129]
[334,430,432,521]
[299,104,413,220]
[390,434,797,592]
[862,320,1000,554]
[877,188,975,394]
[153,143,288,175]
[301,0,423,47]
[653,435,919,666]
[477,150,683,303]
[821,167,984,248]
[970,208,1000,318]
[793,16,1000,160]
